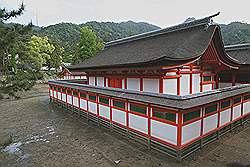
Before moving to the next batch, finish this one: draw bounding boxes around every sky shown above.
[0,0,249,28]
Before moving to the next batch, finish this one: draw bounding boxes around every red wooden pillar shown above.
[189,65,193,94]
[159,77,163,93]
[110,98,113,123]
[95,77,97,86]
[104,77,106,87]
[140,78,143,91]
[124,78,127,89]
[177,69,181,96]
[177,111,183,148]
[126,100,129,129]
[148,104,151,139]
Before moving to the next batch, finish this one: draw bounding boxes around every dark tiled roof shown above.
[69,13,222,70]
[225,43,250,65]
[48,80,250,110]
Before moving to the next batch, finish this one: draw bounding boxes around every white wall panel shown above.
[180,74,190,96]
[233,105,241,120]
[80,99,87,110]
[88,101,97,114]
[50,90,53,97]
[203,84,212,92]
[99,105,110,119]
[122,79,126,89]
[128,113,148,134]
[57,92,62,100]
[151,120,177,145]
[112,108,126,126]
[203,114,218,134]
[163,79,177,95]
[97,77,104,87]
[62,93,66,102]
[127,78,140,91]
[89,77,95,86]
[143,79,159,93]
[73,97,79,107]
[192,74,200,94]
[243,102,250,115]
[67,95,72,105]
[75,76,80,79]
[220,109,231,126]
[182,120,201,144]
[53,91,57,98]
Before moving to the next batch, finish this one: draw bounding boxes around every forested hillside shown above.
[220,22,250,45]
[34,21,250,57]
[34,21,160,55]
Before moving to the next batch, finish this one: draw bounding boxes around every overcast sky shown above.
[1,0,249,28]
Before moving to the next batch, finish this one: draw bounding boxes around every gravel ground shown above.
[0,84,250,167]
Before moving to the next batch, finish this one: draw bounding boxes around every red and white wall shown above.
[49,83,250,150]
[87,65,215,96]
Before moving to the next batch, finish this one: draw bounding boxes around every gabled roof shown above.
[68,13,237,71]
[225,43,250,65]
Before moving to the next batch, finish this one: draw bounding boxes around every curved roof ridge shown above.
[105,12,220,47]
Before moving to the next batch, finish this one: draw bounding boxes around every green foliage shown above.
[34,21,160,63]
[220,22,250,45]
[28,35,55,69]
[28,35,63,69]
[73,27,104,64]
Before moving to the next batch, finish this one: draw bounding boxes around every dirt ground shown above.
[0,84,250,167]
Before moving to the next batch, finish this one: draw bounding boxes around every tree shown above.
[49,40,64,70]
[0,3,43,98]
[73,26,104,64]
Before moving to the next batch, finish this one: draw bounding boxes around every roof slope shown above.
[225,43,250,65]
[69,13,227,70]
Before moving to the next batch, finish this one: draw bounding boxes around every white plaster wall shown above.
[62,93,66,102]
[163,79,177,95]
[182,120,201,145]
[122,79,126,89]
[203,114,218,134]
[128,113,148,134]
[218,82,232,88]
[57,92,62,100]
[192,74,200,94]
[73,97,79,107]
[89,77,95,86]
[233,105,241,120]
[112,108,126,126]
[80,99,87,111]
[75,76,81,79]
[53,91,57,98]
[151,120,177,145]
[67,95,72,105]
[97,77,104,87]
[180,74,190,96]
[203,84,212,92]
[127,78,140,91]
[99,105,110,120]
[88,101,97,115]
[220,109,231,126]
[243,102,250,115]
[50,90,53,97]
[143,79,159,93]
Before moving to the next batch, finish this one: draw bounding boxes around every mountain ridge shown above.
[33,20,250,56]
